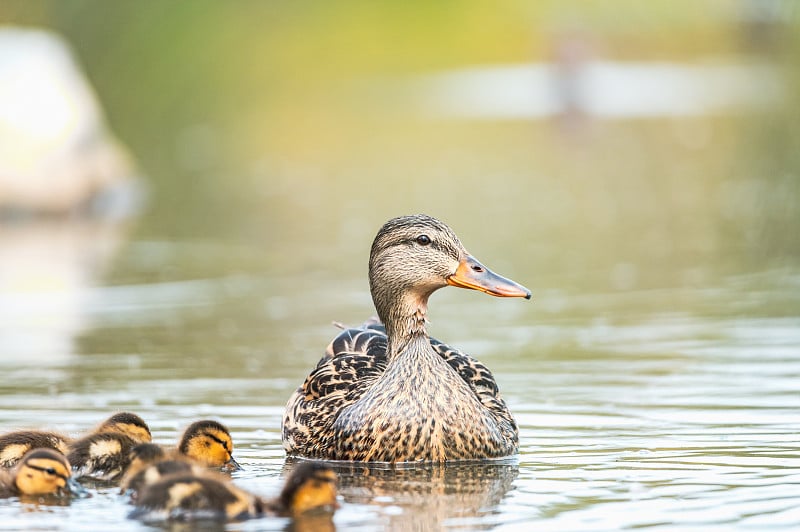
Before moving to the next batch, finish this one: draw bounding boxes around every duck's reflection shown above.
[285,458,518,529]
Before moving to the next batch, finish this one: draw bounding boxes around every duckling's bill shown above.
[447,255,531,299]
[223,455,243,472]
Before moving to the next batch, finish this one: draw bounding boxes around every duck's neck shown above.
[375,291,431,358]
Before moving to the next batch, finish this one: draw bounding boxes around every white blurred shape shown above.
[0,27,141,215]
[416,61,783,119]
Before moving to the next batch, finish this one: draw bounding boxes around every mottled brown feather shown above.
[283,320,518,461]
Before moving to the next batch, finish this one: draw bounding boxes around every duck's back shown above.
[282,320,518,461]
[0,431,70,468]
[68,432,136,480]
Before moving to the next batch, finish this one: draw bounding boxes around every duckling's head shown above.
[97,412,152,443]
[278,462,338,515]
[178,420,242,471]
[14,448,84,496]
[121,458,198,497]
[369,215,530,338]
[127,443,166,473]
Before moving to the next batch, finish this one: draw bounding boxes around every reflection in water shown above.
[286,459,518,529]
[288,512,336,532]
[0,248,797,530]
[0,27,141,365]
[0,220,129,362]
[18,494,75,508]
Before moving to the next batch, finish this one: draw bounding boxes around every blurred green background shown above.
[2,0,798,296]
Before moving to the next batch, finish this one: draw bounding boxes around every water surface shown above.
[0,230,798,531]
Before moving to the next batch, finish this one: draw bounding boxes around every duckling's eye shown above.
[415,235,431,246]
[45,467,56,475]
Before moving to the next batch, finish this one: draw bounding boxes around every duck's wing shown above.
[428,336,516,431]
[282,325,389,458]
[316,325,388,401]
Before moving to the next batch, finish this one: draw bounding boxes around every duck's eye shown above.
[416,235,431,246]
[45,467,56,475]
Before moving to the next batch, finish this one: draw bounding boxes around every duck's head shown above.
[178,420,242,471]
[14,448,85,496]
[96,412,152,444]
[369,214,530,339]
[278,462,338,515]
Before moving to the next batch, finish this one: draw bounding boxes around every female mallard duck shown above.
[282,214,530,462]
[0,448,85,497]
[129,461,338,522]
[0,411,151,469]
[69,419,240,481]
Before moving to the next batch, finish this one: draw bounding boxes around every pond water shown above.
[0,221,798,531]
[0,6,798,528]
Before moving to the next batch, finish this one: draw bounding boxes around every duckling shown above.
[0,411,150,469]
[119,443,203,499]
[177,420,242,471]
[129,461,338,523]
[72,419,241,483]
[0,448,85,497]
[270,461,339,516]
[122,458,202,501]
[92,412,152,444]
[0,431,70,468]
[124,443,167,476]
[283,214,530,462]
[67,431,138,481]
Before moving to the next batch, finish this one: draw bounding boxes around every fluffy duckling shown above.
[120,444,204,499]
[124,443,167,478]
[70,419,240,482]
[92,412,152,444]
[0,448,85,497]
[123,458,200,500]
[129,461,338,523]
[0,411,150,469]
[67,431,139,481]
[177,420,242,471]
[271,462,339,516]
[0,431,70,469]
[64,412,152,481]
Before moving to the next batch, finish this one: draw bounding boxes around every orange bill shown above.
[446,255,531,299]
